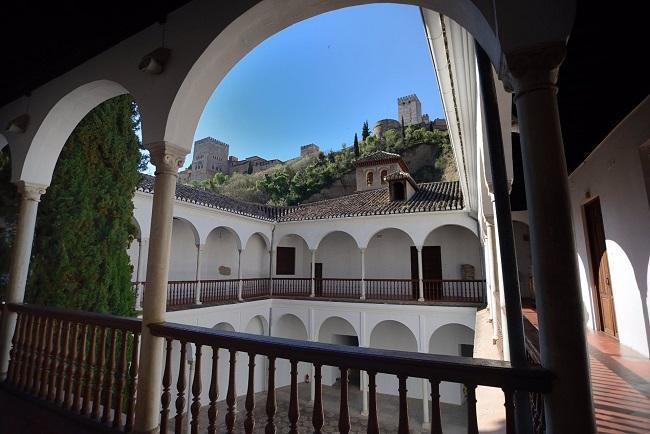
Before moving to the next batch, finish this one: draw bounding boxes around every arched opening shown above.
[275,234,311,278]
[241,233,270,278]
[315,231,361,297]
[272,313,310,389]
[380,169,388,185]
[169,217,200,281]
[245,315,270,392]
[317,316,360,388]
[366,171,374,187]
[429,323,475,405]
[202,226,242,280]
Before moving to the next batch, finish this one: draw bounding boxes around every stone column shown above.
[237,249,243,301]
[310,249,316,297]
[134,142,186,434]
[508,44,595,433]
[417,246,425,301]
[194,243,204,304]
[360,248,366,300]
[0,181,47,380]
[422,379,430,427]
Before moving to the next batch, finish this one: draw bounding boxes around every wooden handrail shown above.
[149,321,552,391]
[7,303,141,332]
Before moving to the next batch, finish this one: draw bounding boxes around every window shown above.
[380,169,388,185]
[366,171,374,187]
[276,247,296,275]
[391,181,405,201]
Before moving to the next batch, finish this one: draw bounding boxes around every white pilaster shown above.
[237,249,243,301]
[310,249,316,297]
[194,243,204,304]
[417,246,425,301]
[360,248,366,300]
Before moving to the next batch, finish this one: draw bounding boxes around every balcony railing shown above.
[2,302,551,434]
[133,278,487,310]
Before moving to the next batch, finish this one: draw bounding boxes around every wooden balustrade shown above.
[241,278,271,299]
[365,279,418,300]
[167,280,198,306]
[4,303,142,432]
[317,278,361,299]
[201,279,239,303]
[150,320,551,434]
[423,279,487,303]
[272,278,311,297]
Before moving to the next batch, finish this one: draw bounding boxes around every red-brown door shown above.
[584,197,617,337]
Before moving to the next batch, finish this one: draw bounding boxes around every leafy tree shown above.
[26,95,142,316]
[0,148,18,298]
[362,121,370,141]
[353,133,360,157]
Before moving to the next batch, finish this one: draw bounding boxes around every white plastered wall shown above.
[424,225,483,279]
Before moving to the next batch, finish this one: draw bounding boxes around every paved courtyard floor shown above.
[168,382,467,433]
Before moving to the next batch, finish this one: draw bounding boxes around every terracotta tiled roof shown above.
[384,171,419,190]
[137,175,464,222]
[354,150,409,171]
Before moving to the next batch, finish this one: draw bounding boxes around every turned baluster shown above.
[113,330,129,428]
[73,323,89,412]
[398,375,410,434]
[47,319,63,402]
[288,359,299,434]
[244,353,256,433]
[466,383,478,434]
[175,341,187,434]
[225,350,237,432]
[64,322,80,409]
[92,327,108,419]
[102,328,118,424]
[265,356,277,434]
[207,346,219,434]
[190,344,203,434]
[367,372,379,434]
[82,325,97,416]
[56,321,71,406]
[7,312,25,384]
[28,315,45,394]
[18,314,34,391]
[38,317,54,399]
[503,388,515,434]
[430,379,442,434]
[312,364,324,433]
[160,338,173,434]
[125,331,140,432]
[339,367,351,434]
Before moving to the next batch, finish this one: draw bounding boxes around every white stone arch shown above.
[162,0,515,150]
[428,323,475,404]
[203,226,242,280]
[244,314,270,392]
[245,314,269,335]
[244,231,271,251]
[204,225,242,250]
[273,233,312,278]
[241,233,271,278]
[16,80,131,185]
[315,231,362,279]
[272,313,310,388]
[423,224,483,279]
[317,316,360,386]
[169,217,200,280]
[365,227,416,280]
[315,230,361,250]
[369,320,420,398]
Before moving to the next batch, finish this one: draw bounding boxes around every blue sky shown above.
[183,3,442,168]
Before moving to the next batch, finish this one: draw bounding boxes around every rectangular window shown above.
[276,247,296,275]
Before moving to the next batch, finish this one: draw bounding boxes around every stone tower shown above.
[189,137,230,182]
[397,94,422,126]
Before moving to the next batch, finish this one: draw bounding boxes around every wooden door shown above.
[411,246,443,298]
[584,197,617,337]
[314,263,323,296]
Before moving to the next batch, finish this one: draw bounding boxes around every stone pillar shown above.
[508,44,596,433]
[194,243,204,305]
[134,142,186,434]
[417,246,425,301]
[0,182,47,380]
[237,249,243,301]
[360,248,366,300]
[422,379,430,427]
[361,371,369,416]
[310,249,316,297]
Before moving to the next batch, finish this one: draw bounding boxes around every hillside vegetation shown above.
[192,125,456,206]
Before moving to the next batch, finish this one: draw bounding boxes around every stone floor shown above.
[523,308,650,434]
[167,382,467,433]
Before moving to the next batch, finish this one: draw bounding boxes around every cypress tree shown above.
[27,95,142,316]
[362,120,370,141]
[353,133,360,157]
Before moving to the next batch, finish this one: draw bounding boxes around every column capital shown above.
[505,42,566,98]
[16,181,47,202]
[359,247,366,253]
[146,141,187,175]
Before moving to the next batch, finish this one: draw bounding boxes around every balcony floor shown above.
[523,308,650,433]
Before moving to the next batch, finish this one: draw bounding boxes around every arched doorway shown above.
[429,323,475,404]
[317,316,360,388]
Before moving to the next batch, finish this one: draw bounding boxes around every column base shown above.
[422,422,431,431]
[360,410,369,417]
[360,296,366,300]
[133,427,160,434]
[418,297,424,302]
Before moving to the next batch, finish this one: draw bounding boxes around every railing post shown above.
[0,182,47,381]
[195,243,204,305]
[134,142,187,434]
[506,43,596,433]
[310,249,316,297]
[360,248,366,300]
[237,249,243,301]
[417,246,424,301]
